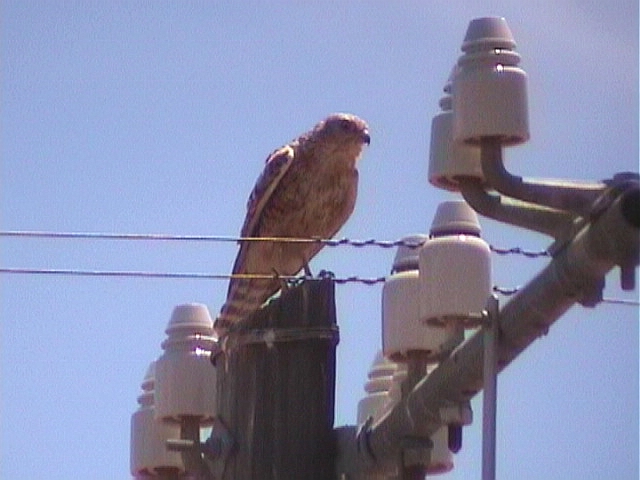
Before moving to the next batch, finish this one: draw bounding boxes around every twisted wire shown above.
[0,230,548,257]
[2,229,635,305]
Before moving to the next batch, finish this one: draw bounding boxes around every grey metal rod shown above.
[180,415,207,478]
[479,138,606,216]
[482,296,499,480]
[459,177,577,241]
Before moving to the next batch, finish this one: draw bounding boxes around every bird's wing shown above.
[231,144,295,274]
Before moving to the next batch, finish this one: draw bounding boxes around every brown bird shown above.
[214,113,370,338]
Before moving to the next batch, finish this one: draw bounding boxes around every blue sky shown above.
[1,1,638,478]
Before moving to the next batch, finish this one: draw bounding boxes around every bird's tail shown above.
[214,276,281,338]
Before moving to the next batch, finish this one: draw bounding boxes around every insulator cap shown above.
[430,200,482,236]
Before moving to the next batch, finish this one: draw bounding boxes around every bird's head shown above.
[309,113,371,148]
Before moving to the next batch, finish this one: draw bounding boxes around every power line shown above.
[0,230,407,247]
[1,267,637,306]
[490,246,549,258]
[600,297,640,306]
[6,230,634,303]
[0,267,257,281]
[492,285,521,296]
[0,267,385,285]
[0,229,550,257]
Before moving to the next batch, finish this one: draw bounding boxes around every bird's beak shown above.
[362,130,371,145]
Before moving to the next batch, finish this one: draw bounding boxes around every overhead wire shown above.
[0,229,549,257]
[1,267,636,306]
[0,267,385,285]
[0,229,547,286]
[1,229,636,306]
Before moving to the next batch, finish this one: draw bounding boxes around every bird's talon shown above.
[318,269,336,279]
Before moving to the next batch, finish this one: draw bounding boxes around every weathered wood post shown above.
[215,279,338,479]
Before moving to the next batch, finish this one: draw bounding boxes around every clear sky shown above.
[1,1,638,478]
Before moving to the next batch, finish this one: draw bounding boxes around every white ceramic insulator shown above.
[428,66,483,191]
[452,17,530,145]
[382,234,464,361]
[130,362,184,476]
[357,351,399,425]
[154,303,217,423]
[383,269,464,360]
[419,202,492,326]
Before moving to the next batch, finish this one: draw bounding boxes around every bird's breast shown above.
[259,157,358,239]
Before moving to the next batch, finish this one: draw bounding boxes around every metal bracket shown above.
[166,416,235,480]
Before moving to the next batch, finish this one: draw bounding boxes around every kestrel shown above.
[214,113,370,338]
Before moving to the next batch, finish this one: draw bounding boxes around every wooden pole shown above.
[215,279,338,479]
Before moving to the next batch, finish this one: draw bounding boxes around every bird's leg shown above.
[272,268,290,292]
[302,259,313,278]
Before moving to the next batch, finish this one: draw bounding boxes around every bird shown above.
[214,113,370,339]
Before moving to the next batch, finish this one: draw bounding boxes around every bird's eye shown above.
[339,118,353,131]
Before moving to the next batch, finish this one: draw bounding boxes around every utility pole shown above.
[215,279,339,479]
